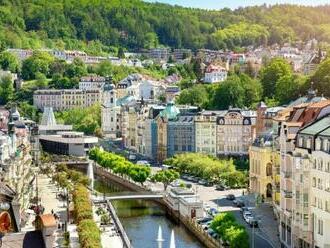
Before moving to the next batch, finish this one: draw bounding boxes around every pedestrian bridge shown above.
[92,191,164,202]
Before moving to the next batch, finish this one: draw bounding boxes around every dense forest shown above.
[0,1,330,53]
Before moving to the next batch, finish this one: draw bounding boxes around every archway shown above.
[266,183,272,198]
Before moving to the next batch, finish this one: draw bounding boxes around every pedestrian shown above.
[51,209,54,215]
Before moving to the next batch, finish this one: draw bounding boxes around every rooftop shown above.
[300,115,330,136]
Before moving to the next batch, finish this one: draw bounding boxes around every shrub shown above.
[77,219,101,248]
[211,213,249,248]
[72,184,93,223]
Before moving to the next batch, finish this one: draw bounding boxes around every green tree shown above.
[311,58,330,97]
[176,85,209,108]
[22,51,54,80]
[35,72,48,88]
[275,74,307,104]
[96,61,113,77]
[212,75,245,109]
[64,58,87,79]
[117,47,125,59]
[129,166,151,186]
[0,51,19,72]
[240,74,263,108]
[152,169,180,190]
[0,75,14,104]
[259,58,292,98]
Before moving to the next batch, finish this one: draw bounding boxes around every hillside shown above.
[0,1,330,53]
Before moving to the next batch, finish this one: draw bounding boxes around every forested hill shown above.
[1,0,330,53]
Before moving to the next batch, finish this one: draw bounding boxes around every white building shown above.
[33,89,103,111]
[204,64,228,83]
[39,131,98,156]
[165,187,203,219]
[79,76,107,90]
[216,109,256,156]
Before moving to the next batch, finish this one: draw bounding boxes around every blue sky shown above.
[144,0,330,10]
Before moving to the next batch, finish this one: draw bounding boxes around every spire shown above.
[40,107,57,126]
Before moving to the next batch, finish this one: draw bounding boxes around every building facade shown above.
[79,76,106,90]
[167,116,195,158]
[216,109,256,156]
[204,64,228,83]
[33,89,102,111]
[194,114,217,156]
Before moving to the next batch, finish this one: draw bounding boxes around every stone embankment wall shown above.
[68,162,222,248]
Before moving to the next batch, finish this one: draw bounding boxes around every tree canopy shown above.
[0,1,329,52]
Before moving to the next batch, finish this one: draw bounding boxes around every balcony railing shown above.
[284,191,293,198]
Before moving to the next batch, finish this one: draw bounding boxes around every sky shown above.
[144,0,330,10]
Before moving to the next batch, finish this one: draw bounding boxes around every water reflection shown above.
[94,179,204,248]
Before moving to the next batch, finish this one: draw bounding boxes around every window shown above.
[318,219,323,235]
[312,177,316,187]
[318,178,323,190]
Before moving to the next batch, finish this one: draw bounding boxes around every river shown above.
[94,178,205,248]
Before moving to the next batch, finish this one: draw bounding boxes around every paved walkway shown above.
[38,174,68,247]
[67,224,79,248]
[93,204,123,248]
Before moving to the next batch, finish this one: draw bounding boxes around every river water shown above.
[94,179,204,248]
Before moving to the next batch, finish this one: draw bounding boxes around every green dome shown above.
[159,102,180,120]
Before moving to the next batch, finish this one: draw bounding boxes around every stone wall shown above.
[68,161,223,248]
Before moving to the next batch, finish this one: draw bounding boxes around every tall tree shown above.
[0,75,14,104]
[310,58,330,97]
[0,52,19,72]
[259,58,292,98]
[275,74,307,104]
[212,75,245,109]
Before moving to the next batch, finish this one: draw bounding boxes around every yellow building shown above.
[249,139,274,200]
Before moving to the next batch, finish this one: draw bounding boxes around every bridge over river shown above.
[92,191,164,203]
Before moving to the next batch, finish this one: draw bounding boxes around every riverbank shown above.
[68,162,221,248]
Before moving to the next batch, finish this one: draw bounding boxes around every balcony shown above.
[284,171,292,178]
[284,191,293,198]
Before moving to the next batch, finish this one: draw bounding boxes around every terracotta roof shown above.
[39,214,56,228]
[273,107,293,121]
[307,99,330,108]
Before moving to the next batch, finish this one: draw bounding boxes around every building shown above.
[167,115,195,158]
[101,84,119,138]
[149,48,170,61]
[33,89,103,111]
[165,187,203,219]
[137,105,165,159]
[156,102,180,162]
[194,113,217,156]
[38,107,72,134]
[255,102,284,137]
[0,108,36,226]
[277,100,330,248]
[204,64,228,83]
[79,76,107,90]
[289,115,330,248]
[173,49,192,61]
[216,109,256,157]
[249,133,279,203]
[39,131,98,156]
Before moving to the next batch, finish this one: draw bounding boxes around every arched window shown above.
[266,163,272,176]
